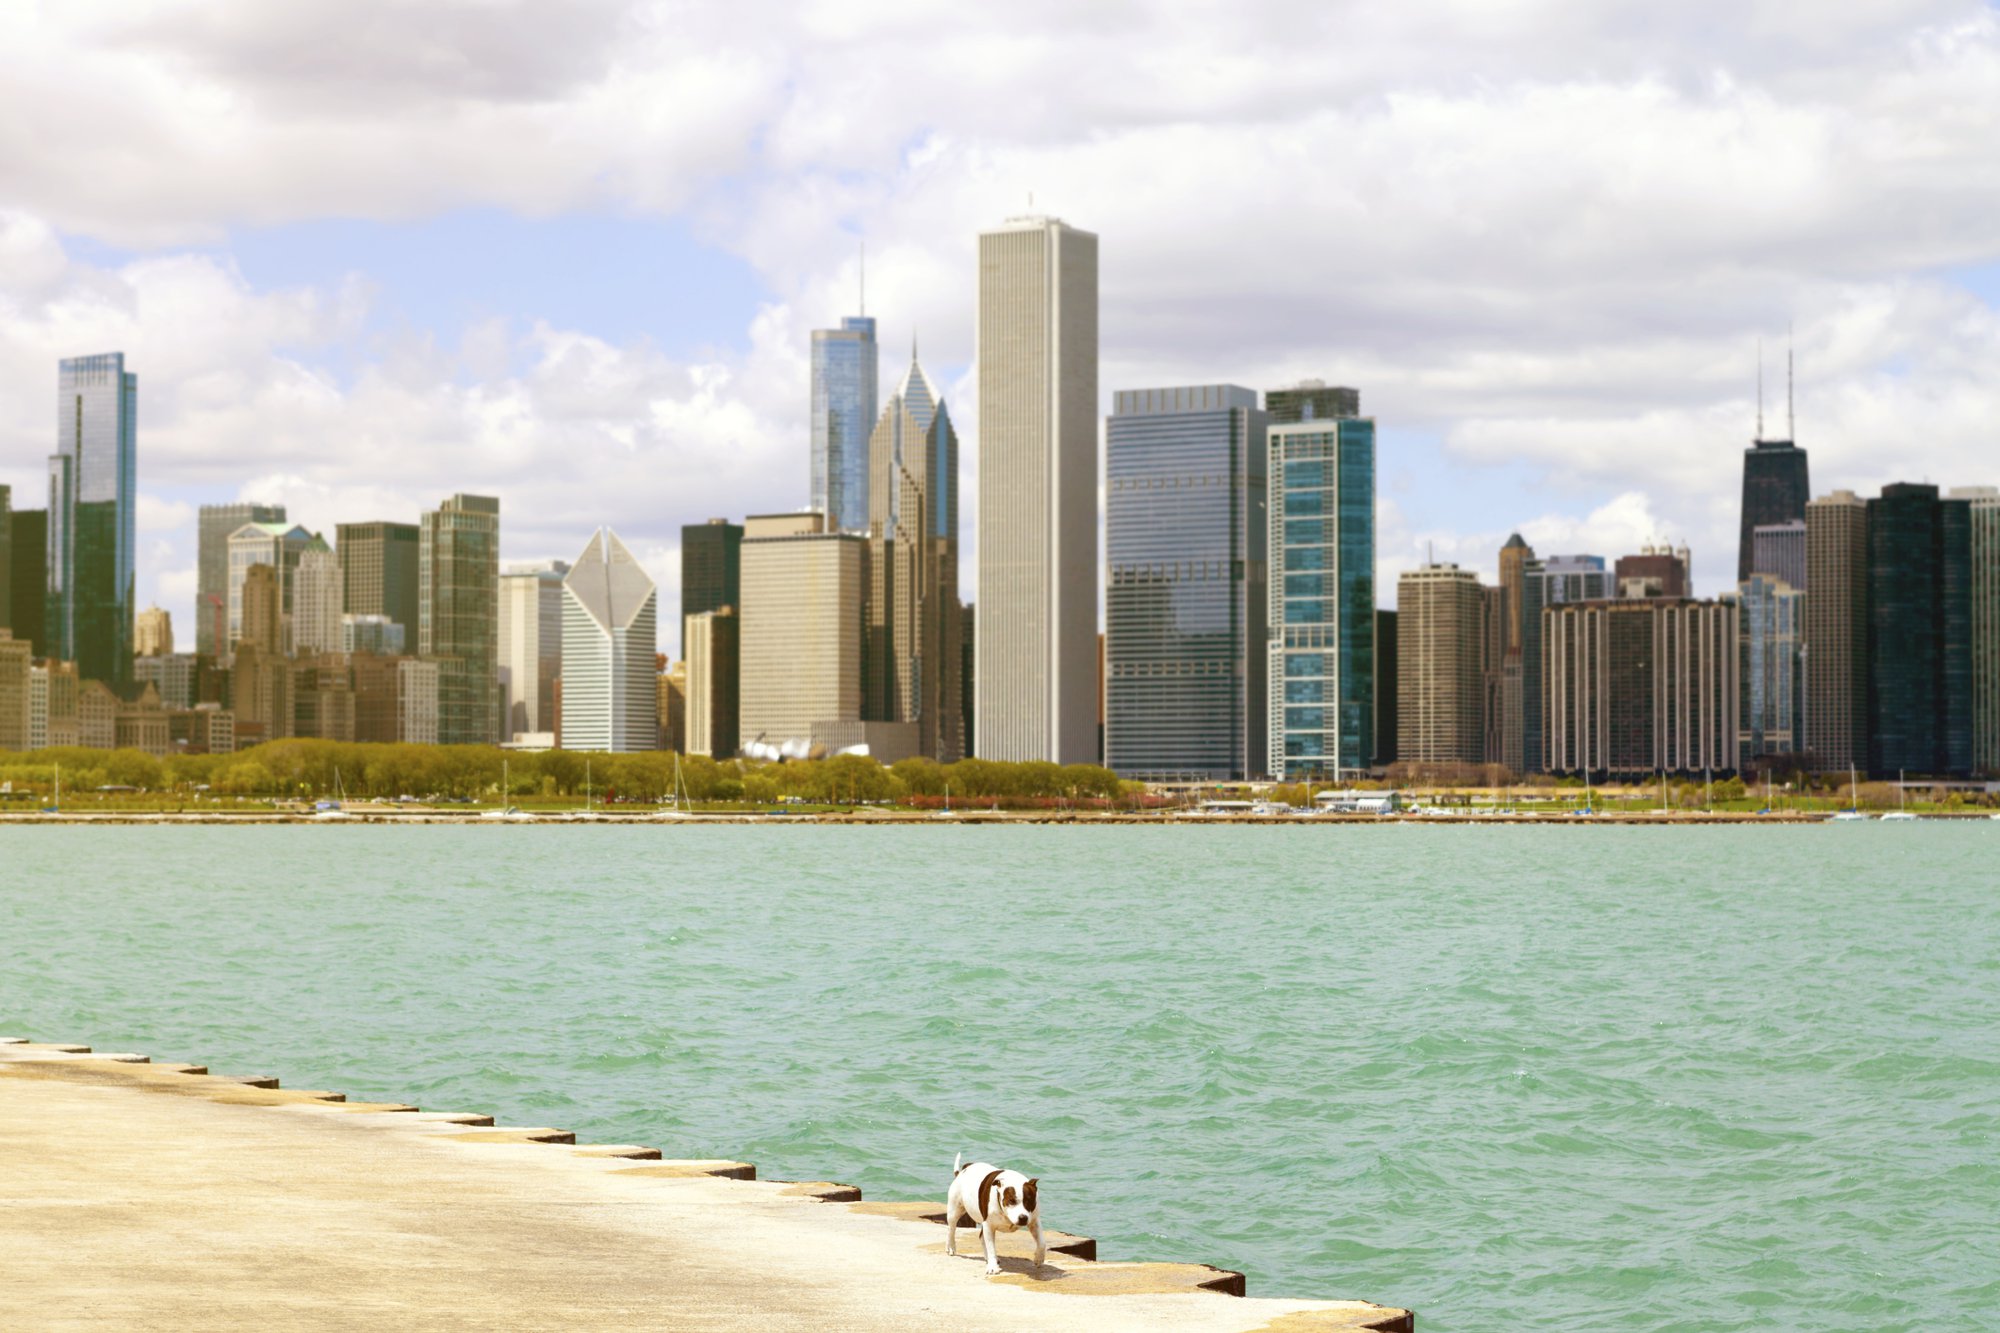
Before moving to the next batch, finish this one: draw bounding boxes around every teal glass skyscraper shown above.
[811,315,878,533]
[48,352,137,693]
[1267,413,1375,779]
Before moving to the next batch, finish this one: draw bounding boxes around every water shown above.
[4,825,1997,1330]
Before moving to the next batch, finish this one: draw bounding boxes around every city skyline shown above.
[7,4,2000,654]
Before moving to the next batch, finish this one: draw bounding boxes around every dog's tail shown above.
[953,1151,963,1177]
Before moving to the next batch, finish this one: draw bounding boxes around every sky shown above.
[4,0,2000,657]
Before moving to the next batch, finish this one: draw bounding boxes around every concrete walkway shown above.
[0,1042,1412,1331]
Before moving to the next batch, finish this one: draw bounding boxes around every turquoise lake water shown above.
[3,825,1997,1330]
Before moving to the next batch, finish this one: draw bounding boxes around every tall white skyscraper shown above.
[975,215,1098,763]
[291,549,345,656]
[498,560,568,739]
[560,529,657,752]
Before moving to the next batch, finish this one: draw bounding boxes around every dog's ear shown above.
[1023,1178,1038,1212]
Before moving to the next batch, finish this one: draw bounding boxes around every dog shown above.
[946,1152,1044,1275]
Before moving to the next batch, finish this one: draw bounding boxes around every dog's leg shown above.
[1031,1215,1046,1269]
[945,1199,960,1256]
[980,1220,1001,1275]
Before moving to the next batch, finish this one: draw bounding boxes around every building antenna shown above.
[1756,337,1764,440]
[1786,322,1795,442]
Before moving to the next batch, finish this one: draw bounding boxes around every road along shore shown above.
[0,1039,1413,1331]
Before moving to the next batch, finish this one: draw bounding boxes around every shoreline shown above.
[0,1037,1413,1331]
[1,808,1993,825]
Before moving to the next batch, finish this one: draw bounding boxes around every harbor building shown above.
[1268,412,1375,779]
[1397,564,1485,768]
[1866,483,1972,776]
[975,214,1098,764]
[336,521,421,649]
[1545,598,1740,778]
[499,560,568,740]
[810,316,878,535]
[201,503,284,657]
[1804,490,1869,772]
[419,494,501,745]
[48,353,138,693]
[559,529,658,753]
[1104,385,1267,780]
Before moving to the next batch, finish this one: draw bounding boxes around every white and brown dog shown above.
[946,1152,1044,1274]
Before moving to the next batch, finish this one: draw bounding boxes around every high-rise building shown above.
[1867,483,1973,776]
[499,560,568,739]
[1265,381,1360,425]
[1951,487,2000,773]
[239,563,283,656]
[200,503,285,657]
[292,655,356,742]
[7,506,46,658]
[658,661,686,753]
[863,349,964,762]
[1739,437,1810,582]
[0,485,10,636]
[0,630,29,751]
[399,658,440,746]
[1534,554,1612,606]
[134,605,173,657]
[1804,490,1869,772]
[336,521,421,645]
[684,607,739,758]
[1268,414,1375,779]
[419,494,501,745]
[1614,544,1691,599]
[1739,575,1804,765]
[960,602,975,756]
[739,512,865,745]
[1397,564,1485,767]
[1545,598,1740,777]
[226,522,323,653]
[292,550,344,656]
[680,518,743,642]
[1750,520,1807,590]
[1497,534,1542,775]
[559,529,658,752]
[1104,384,1267,779]
[810,316,879,534]
[976,214,1098,764]
[48,353,137,691]
[341,614,405,655]
[133,652,197,710]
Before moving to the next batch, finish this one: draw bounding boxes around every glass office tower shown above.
[810,315,878,533]
[1104,385,1267,779]
[48,353,137,693]
[1866,483,1973,776]
[1267,416,1375,779]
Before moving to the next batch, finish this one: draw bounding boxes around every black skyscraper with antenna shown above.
[1738,338,1811,582]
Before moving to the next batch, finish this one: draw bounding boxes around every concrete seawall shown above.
[0,1038,1413,1331]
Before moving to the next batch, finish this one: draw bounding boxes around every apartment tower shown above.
[975,214,1098,764]
[48,353,138,691]
[419,493,501,745]
[1950,487,2000,772]
[1804,491,1869,771]
[810,316,879,534]
[1397,564,1486,768]
[1866,483,1972,776]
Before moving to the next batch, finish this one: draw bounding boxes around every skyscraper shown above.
[1397,564,1485,767]
[1104,384,1267,779]
[1950,487,2000,773]
[1265,381,1359,425]
[1496,534,1536,774]
[1534,555,1612,606]
[134,606,174,657]
[739,512,866,745]
[1614,544,1691,599]
[810,315,878,533]
[976,214,1098,764]
[865,348,963,762]
[559,529,658,753]
[1739,437,1811,582]
[684,607,739,758]
[419,493,501,746]
[1739,574,1804,764]
[498,560,568,739]
[335,521,421,646]
[0,485,11,636]
[226,522,324,653]
[292,550,344,656]
[1268,413,1375,779]
[1545,598,1740,777]
[1867,483,1972,776]
[1750,520,1808,590]
[48,353,137,692]
[1804,490,1869,772]
[200,503,285,658]
[8,507,48,658]
[680,519,742,643]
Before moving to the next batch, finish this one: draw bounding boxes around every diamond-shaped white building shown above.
[560,528,659,752]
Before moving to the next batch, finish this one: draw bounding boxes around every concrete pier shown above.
[0,1040,1413,1331]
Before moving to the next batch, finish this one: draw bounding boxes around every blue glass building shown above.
[48,352,137,693]
[810,316,878,533]
[1267,416,1375,779]
[1104,385,1267,779]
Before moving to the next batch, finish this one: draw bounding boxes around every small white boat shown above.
[1880,811,1919,822]
[1829,811,1870,822]
[481,806,534,822]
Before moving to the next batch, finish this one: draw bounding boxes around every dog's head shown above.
[996,1175,1038,1228]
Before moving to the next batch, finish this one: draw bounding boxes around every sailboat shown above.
[42,761,60,814]
[1830,765,1869,821]
[930,780,959,819]
[653,753,698,819]
[314,767,352,819]
[567,759,603,821]
[482,758,532,820]
[1881,769,1918,822]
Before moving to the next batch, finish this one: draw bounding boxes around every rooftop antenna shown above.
[1787,322,1795,442]
[1756,337,1764,440]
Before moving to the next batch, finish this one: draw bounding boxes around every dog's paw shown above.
[984,1262,1001,1275]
